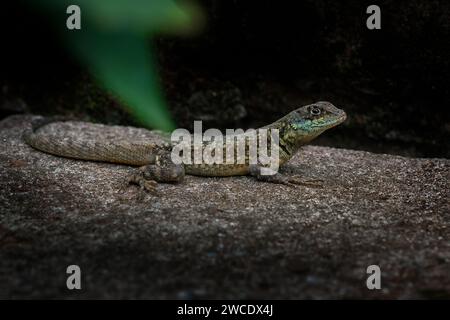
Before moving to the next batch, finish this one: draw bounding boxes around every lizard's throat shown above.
[279,130,323,160]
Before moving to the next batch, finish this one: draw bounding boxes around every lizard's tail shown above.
[23,117,163,166]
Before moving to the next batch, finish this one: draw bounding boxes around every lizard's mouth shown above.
[329,109,347,127]
[336,111,347,124]
[312,111,347,130]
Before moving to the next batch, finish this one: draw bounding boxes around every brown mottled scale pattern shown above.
[23,120,170,166]
[25,133,161,166]
[23,102,346,178]
[183,130,291,176]
[24,121,290,177]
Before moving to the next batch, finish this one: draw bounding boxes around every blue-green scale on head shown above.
[267,101,346,162]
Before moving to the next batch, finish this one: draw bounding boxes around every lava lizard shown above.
[23,101,346,192]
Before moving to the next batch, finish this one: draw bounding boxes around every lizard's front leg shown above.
[248,165,323,188]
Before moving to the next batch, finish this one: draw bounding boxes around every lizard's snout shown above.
[337,109,347,123]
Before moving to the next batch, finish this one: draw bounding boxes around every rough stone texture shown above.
[0,115,449,299]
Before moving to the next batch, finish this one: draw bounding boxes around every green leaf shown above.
[69,31,176,131]
[36,0,200,34]
[27,0,203,131]
[77,0,198,34]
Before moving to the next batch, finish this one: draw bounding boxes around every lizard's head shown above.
[280,101,346,146]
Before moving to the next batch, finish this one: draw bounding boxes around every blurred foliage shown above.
[28,0,202,131]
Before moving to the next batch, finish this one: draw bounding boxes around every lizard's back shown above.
[23,118,281,176]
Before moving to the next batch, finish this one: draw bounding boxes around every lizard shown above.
[23,101,346,192]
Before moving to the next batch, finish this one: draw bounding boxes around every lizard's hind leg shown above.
[128,156,185,193]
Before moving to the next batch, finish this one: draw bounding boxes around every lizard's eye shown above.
[309,106,321,116]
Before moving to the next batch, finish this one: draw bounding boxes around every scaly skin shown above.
[23,102,346,190]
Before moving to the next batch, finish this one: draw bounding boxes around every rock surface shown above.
[0,115,449,299]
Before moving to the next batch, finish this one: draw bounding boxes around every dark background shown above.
[1,0,449,158]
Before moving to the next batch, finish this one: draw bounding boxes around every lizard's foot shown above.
[140,179,158,193]
[249,165,323,188]
[127,171,158,194]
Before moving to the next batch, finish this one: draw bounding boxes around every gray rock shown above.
[0,115,448,299]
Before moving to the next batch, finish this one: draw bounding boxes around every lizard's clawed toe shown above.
[127,172,159,194]
[141,180,158,193]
